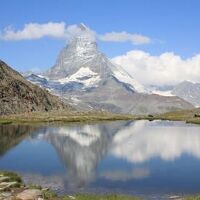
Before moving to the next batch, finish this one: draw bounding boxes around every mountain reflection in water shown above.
[1,120,200,197]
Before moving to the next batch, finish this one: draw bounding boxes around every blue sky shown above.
[0,0,200,73]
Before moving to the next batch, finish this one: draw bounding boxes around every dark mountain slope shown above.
[0,60,74,115]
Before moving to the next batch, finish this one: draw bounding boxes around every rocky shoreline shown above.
[0,171,139,200]
[0,171,199,200]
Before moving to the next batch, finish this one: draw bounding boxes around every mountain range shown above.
[25,24,193,115]
[151,81,200,107]
[172,81,200,107]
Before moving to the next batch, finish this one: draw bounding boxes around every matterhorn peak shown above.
[46,24,99,79]
[73,23,96,42]
[45,23,147,93]
[78,23,88,31]
[28,23,193,115]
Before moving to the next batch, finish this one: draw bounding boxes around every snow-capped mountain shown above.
[172,81,200,107]
[26,24,193,114]
[26,74,48,87]
[45,24,146,93]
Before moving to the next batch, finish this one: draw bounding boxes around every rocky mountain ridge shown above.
[172,81,200,107]
[0,60,74,115]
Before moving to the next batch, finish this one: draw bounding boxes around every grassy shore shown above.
[152,107,200,125]
[58,194,139,200]
[1,108,200,125]
[0,111,140,125]
[185,196,200,200]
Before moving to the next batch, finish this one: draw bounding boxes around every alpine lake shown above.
[0,120,200,200]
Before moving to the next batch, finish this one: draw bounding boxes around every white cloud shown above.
[0,22,66,40]
[111,120,200,163]
[0,22,96,41]
[112,50,200,86]
[98,31,151,45]
[0,22,151,45]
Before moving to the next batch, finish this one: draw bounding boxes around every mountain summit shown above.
[78,23,89,31]
[46,24,146,93]
[27,24,193,114]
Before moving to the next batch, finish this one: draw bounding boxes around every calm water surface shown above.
[0,120,200,199]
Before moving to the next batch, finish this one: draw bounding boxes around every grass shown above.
[46,193,200,200]
[153,107,200,125]
[0,171,22,183]
[125,107,200,126]
[184,196,200,200]
[0,111,139,125]
[61,194,139,200]
[1,108,200,126]
[42,190,57,199]
[28,184,42,190]
[0,120,12,125]
[36,192,140,200]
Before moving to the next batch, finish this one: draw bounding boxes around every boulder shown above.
[16,189,42,200]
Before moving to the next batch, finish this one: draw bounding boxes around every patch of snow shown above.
[71,96,81,102]
[69,96,81,105]
[57,67,101,87]
[152,90,175,96]
[112,67,147,93]
[37,74,49,80]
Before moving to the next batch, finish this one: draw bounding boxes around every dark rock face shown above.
[0,60,74,115]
